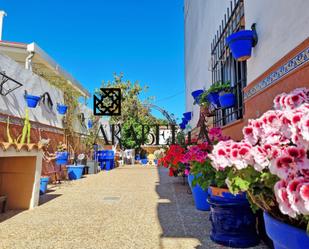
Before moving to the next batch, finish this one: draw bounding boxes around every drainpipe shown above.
[25,51,35,71]
[0,11,7,41]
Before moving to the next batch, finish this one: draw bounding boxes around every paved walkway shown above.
[0,165,268,249]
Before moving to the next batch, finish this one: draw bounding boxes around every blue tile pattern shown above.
[244,46,309,100]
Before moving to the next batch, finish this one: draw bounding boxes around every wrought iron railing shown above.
[210,0,247,127]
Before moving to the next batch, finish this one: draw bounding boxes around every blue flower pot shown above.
[40,177,49,195]
[66,165,84,180]
[180,123,186,130]
[264,212,309,249]
[57,104,68,115]
[208,187,259,248]
[135,154,141,160]
[25,94,40,108]
[88,120,93,129]
[188,174,210,211]
[183,112,192,120]
[141,159,148,165]
[219,93,236,108]
[226,30,254,61]
[207,92,221,107]
[191,89,204,101]
[55,152,69,165]
[154,159,158,165]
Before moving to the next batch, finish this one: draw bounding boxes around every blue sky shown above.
[1,0,185,121]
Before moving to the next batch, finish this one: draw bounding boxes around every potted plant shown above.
[218,82,236,108]
[191,128,259,248]
[24,91,41,108]
[183,112,192,121]
[158,144,187,177]
[184,142,212,211]
[191,89,204,103]
[154,148,165,165]
[210,88,309,249]
[226,30,255,61]
[198,81,231,108]
[56,103,68,115]
[55,142,69,165]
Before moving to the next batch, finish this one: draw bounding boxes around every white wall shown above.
[184,0,230,127]
[245,0,309,83]
[0,52,64,128]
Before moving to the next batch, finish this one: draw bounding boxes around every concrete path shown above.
[0,165,269,249]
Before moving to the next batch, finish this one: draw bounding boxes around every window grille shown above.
[211,0,246,127]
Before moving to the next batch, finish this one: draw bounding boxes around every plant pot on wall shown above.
[226,30,254,61]
[24,93,41,108]
[219,93,236,108]
[183,112,192,121]
[191,89,204,102]
[57,104,68,115]
[208,186,259,248]
[263,212,309,249]
[206,92,221,108]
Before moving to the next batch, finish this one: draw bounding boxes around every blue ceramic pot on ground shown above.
[208,187,259,248]
[264,212,309,249]
[55,152,69,165]
[57,104,68,115]
[207,92,221,107]
[40,177,49,195]
[219,93,236,108]
[154,159,158,165]
[187,174,210,211]
[66,165,84,180]
[141,159,148,165]
[25,94,40,108]
[191,89,204,101]
[226,30,254,61]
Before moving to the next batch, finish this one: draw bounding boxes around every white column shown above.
[0,11,7,41]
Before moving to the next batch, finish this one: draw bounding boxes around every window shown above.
[211,0,246,127]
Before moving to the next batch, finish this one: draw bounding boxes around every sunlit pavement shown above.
[0,165,268,249]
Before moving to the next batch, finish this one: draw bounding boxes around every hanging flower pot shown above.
[226,30,254,61]
[183,112,192,120]
[88,120,93,129]
[206,92,221,107]
[188,174,210,211]
[57,104,68,115]
[179,123,186,130]
[55,151,69,165]
[263,212,309,249]
[208,186,259,248]
[191,89,204,101]
[24,93,41,108]
[219,93,236,108]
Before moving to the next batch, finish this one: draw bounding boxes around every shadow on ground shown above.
[39,193,62,205]
[156,167,269,249]
[0,210,23,223]
[156,167,215,249]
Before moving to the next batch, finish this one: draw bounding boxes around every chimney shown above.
[0,11,7,41]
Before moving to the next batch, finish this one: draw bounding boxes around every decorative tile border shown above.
[244,46,309,100]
